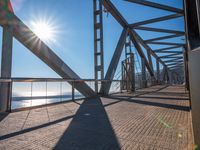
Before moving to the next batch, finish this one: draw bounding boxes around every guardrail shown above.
[0,78,122,111]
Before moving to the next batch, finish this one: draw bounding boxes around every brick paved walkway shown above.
[0,85,194,150]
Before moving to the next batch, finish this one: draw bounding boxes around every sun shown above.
[31,20,57,43]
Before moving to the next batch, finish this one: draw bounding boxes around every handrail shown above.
[0,78,122,83]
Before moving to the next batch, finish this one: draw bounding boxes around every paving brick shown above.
[0,85,193,150]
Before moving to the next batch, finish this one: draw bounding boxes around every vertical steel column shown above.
[93,0,104,93]
[183,47,190,90]
[130,53,135,92]
[156,59,160,83]
[0,25,13,112]
[141,57,147,88]
[125,35,132,59]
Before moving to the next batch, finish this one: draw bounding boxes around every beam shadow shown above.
[104,96,190,112]
[114,85,170,99]
[54,98,121,150]
[0,114,74,140]
[135,96,189,101]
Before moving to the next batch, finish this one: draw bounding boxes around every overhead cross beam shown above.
[167,62,183,66]
[147,41,185,46]
[130,14,183,28]
[155,51,182,54]
[154,46,183,52]
[161,56,183,59]
[134,26,185,35]
[124,0,184,14]
[161,53,183,57]
[164,58,183,63]
[145,34,183,43]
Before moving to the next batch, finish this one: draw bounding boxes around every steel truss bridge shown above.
[0,0,200,146]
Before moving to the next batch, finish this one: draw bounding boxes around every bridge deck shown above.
[0,85,194,150]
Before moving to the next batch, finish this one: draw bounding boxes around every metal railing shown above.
[0,78,122,110]
[0,76,163,111]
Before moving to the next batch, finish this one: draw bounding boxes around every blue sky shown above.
[2,0,184,79]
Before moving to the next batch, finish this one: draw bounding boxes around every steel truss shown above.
[95,0,186,94]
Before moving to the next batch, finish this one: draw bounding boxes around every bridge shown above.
[0,0,199,149]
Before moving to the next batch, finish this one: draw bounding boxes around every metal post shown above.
[0,25,13,112]
[94,0,104,93]
[7,81,12,112]
[60,81,62,102]
[130,53,135,92]
[141,57,147,88]
[156,59,160,83]
[46,81,48,105]
[31,82,33,107]
[72,81,75,101]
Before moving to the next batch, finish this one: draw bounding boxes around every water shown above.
[11,82,84,109]
[11,92,84,109]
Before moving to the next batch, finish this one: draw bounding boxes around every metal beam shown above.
[167,62,183,66]
[156,59,160,81]
[161,56,183,59]
[145,34,183,43]
[102,0,167,67]
[159,53,183,58]
[164,58,183,63]
[130,29,166,66]
[101,28,128,95]
[124,0,183,14]
[0,25,13,112]
[147,41,185,46]
[168,65,183,69]
[141,57,147,87]
[129,30,154,76]
[102,0,128,28]
[155,51,182,54]
[130,14,183,27]
[0,6,96,97]
[154,45,182,52]
[134,26,185,35]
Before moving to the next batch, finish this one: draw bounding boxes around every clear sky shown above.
[1,0,184,79]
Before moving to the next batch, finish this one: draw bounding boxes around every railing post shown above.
[7,81,12,112]
[72,81,75,101]
[30,82,33,107]
[60,81,62,102]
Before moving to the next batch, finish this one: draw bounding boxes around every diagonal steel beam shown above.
[100,28,128,94]
[102,0,128,27]
[130,29,166,66]
[129,31,154,76]
[145,34,183,43]
[0,4,96,97]
[134,26,185,35]
[124,0,184,14]
[102,0,166,67]
[130,14,183,27]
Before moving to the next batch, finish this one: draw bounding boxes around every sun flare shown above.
[31,20,57,43]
